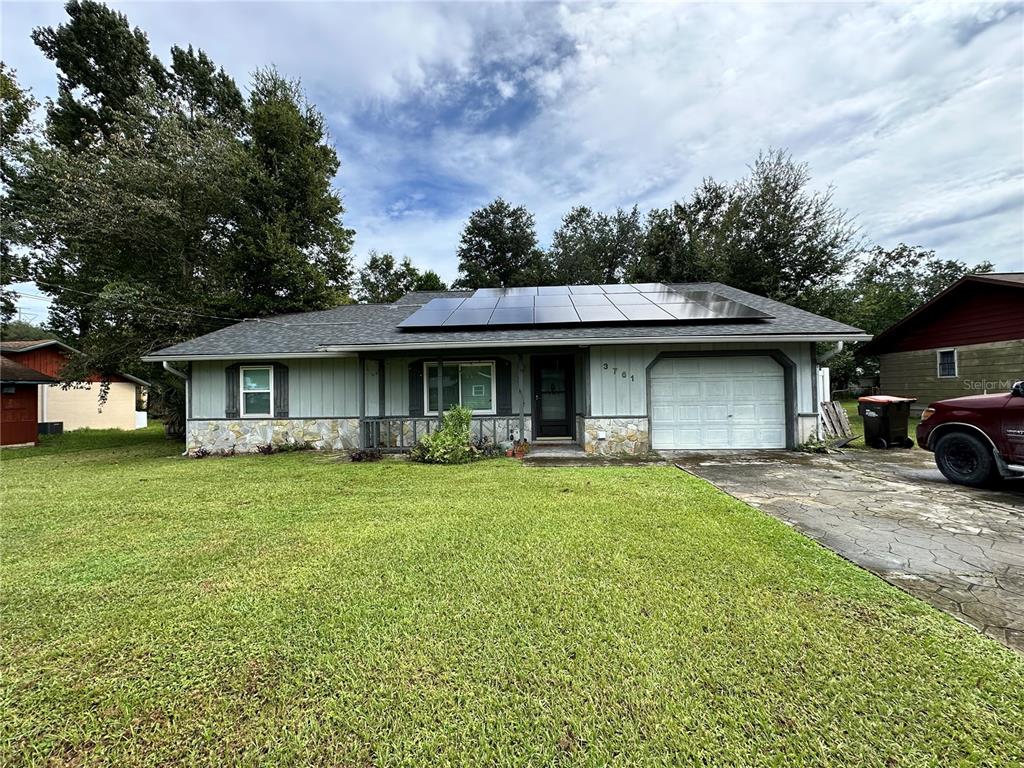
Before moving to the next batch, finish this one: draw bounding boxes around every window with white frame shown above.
[240,366,273,416]
[424,361,496,414]
[936,349,958,378]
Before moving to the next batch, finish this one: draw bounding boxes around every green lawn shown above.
[2,431,1022,766]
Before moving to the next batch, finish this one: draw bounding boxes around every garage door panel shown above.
[649,355,786,450]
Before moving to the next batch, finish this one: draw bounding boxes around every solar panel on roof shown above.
[535,306,581,324]
[396,282,773,329]
[535,294,573,306]
[488,307,534,325]
[400,310,455,327]
[496,295,534,308]
[619,303,674,321]
[444,308,493,326]
[569,293,613,306]
[575,304,627,323]
[607,292,654,306]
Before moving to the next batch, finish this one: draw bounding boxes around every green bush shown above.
[410,406,476,464]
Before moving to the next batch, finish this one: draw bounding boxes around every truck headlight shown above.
[920,407,935,422]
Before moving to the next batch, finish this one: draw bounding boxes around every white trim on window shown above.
[423,360,497,416]
[936,348,958,379]
[240,365,274,417]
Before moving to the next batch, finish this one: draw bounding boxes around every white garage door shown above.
[650,356,786,449]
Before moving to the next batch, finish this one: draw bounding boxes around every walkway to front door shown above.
[532,354,575,439]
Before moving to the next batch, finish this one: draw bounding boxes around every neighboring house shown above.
[0,356,56,446]
[0,340,149,432]
[858,273,1024,414]
[144,282,867,456]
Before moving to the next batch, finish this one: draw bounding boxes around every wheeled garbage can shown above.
[857,395,917,449]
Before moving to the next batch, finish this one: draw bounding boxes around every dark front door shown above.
[533,355,574,438]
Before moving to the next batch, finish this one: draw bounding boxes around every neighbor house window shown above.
[240,366,273,416]
[936,349,958,378]
[424,362,495,414]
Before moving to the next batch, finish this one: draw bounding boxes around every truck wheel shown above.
[934,432,997,487]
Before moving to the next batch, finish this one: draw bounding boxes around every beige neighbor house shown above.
[857,273,1024,414]
[0,340,148,432]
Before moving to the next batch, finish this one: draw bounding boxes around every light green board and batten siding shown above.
[190,359,361,419]
[190,355,536,420]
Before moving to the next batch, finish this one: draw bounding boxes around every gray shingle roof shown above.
[144,283,869,360]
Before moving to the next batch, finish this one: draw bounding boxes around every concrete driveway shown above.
[671,448,1024,652]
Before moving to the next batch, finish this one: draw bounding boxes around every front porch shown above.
[360,415,526,452]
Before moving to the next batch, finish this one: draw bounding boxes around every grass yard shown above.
[2,430,1022,766]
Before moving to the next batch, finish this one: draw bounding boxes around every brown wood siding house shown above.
[858,273,1024,414]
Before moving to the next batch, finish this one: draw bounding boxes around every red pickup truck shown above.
[916,380,1024,487]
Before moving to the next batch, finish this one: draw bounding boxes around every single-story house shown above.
[858,273,1024,414]
[0,340,149,432]
[0,355,57,446]
[142,282,869,455]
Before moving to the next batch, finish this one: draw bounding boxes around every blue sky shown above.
[3,1,1023,322]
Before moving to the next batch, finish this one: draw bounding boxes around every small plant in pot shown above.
[513,439,530,458]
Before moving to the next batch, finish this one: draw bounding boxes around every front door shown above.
[533,355,574,438]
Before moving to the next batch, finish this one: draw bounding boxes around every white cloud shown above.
[4,0,1022,300]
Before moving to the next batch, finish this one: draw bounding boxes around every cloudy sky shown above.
[3,1,1022,320]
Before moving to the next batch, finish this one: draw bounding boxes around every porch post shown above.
[517,353,525,440]
[436,356,443,425]
[356,353,365,448]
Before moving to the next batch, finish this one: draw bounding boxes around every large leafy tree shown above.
[633,151,858,311]
[31,0,166,150]
[455,198,544,288]
[225,69,354,316]
[549,205,643,285]
[14,3,355,425]
[355,251,446,303]
[0,64,38,324]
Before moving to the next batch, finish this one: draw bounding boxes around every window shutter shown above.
[225,363,241,418]
[496,358,513,416]
[273,363,289,417]
[408,361,424,416]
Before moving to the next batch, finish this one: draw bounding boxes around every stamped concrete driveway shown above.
[672,449,1024,652]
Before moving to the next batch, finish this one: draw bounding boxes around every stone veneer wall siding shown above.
[186,418,360,454]
[582,417,650,455]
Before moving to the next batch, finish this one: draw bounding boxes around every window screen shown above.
[425,362,495,413]
[241,367,272,416]
[937,350,957,378]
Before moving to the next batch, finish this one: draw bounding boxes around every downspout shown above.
[817,340,844,364]
[162,361,189,456]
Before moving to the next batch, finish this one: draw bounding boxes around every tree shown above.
[355,251,418,303]
[18,4,356,421]
[822,244,993,388]
[549,205,643,285]
[0,64,39,324]
[31,0,166,150]
[455,198,544,288]
[0,319,57,342]
[633,151,858,313]
[843,244,993,336]
[412,270,446,292]
[227,69,354,316]
[355,252,448,302]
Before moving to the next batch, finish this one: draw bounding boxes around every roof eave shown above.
[140,351,359,363]
[318,332,872,353]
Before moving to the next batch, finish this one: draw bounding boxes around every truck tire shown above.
[934,431,997,487]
